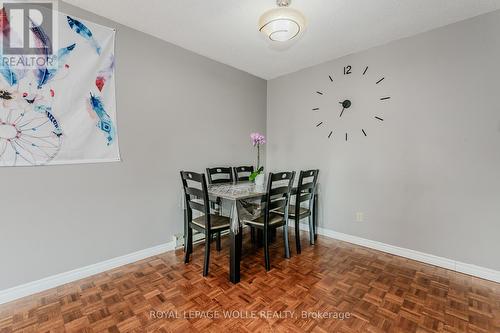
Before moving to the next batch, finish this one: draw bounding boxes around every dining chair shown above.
[233,166,255,182]
[276,169,319,254]
[233,165,257,241]
[206,167,234,184]
[180,171,231,276]
[242,171,295,271]
[205,167,234,246]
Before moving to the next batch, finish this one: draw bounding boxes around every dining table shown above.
[207,181,318,283]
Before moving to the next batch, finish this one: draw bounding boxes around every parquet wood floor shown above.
[1,230,499,333]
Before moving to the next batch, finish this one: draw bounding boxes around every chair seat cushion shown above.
[192,214,230,230]
[275,205,311,218]
[242,212,285,227]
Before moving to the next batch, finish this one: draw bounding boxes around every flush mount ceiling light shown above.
[258,0,306,43]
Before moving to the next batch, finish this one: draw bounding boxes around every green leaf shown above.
[249,167,264,181]
[249,171,259,181]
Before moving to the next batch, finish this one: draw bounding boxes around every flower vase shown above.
[255,173,265,186]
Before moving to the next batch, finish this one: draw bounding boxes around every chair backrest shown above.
[294,170,319,211]
[206,167,234,184]
[180,171,211,227]
[264,171,295,224]
[233,166,255,182]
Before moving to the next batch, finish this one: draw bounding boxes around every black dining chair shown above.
[206,167,234,184]
[234,165,257,242]
[181,171,231,276]
[233,166,254,182]
[242,171,295,271]
[276,169,319,254]
[205,167,234,247]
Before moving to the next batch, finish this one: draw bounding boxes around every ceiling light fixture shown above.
[258,0,306,43]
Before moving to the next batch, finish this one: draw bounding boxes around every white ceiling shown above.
[64,0,500,79]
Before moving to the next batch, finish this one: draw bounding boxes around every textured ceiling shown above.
[64,0,500,79]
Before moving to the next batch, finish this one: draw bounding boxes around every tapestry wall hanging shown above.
[0,10,119,166]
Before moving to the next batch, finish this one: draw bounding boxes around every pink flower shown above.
[250,132,266,146]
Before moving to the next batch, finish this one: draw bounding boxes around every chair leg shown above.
[183,208,188,253]
[184,225,192,263]
[271,228,277,242]
[203,232,211,277]
[295,218,301,254]
[313,194,318,241]
[283,224,291,259]
[314,218,318,241]
[257,229,263,247]
[309,215,315,245]
[216,198,222,215]
[250,227,256,244]
[263,227,270,271]
[216,232,222,251]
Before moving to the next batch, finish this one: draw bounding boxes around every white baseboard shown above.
[2,226,498,306]
[298,223,500,283]
[0,240,176,305]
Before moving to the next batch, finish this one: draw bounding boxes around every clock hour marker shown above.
[363,66,368,75]
[328,131,333,139]
[329,75,333,82]
[376,77,385,84]
[316,122,323,127]
[312,108,319,111]
[345,133,348,141]
[375,116,384,121]
[380,97,391,100]
[362,129,367,136]
[316,91,323,95]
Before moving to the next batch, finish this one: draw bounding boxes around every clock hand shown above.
[340,107,345,117]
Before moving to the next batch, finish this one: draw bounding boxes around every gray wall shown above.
[0,2,267,290]
[267,10,500,271]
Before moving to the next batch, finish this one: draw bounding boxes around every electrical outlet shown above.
[356,212,364,222]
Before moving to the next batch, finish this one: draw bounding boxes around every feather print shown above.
[89,93,115,145]
[1,10,29,80]
[0,11,17,86]
[95,55,115,91]
[34,105,63,137]
[30,18,52,88]
[0,7,10,38]
[30,18,52,58]
[36,67,50,88]
[35,43,76,88]
[56,43,76,64]
[0,61,18,86]
[67,16,101,55]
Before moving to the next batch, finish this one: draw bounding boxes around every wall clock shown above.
[312,65,390,142]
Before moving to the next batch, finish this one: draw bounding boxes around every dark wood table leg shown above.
[238,223,243,256]
[229,201,241,283]
[229,228,241,283]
